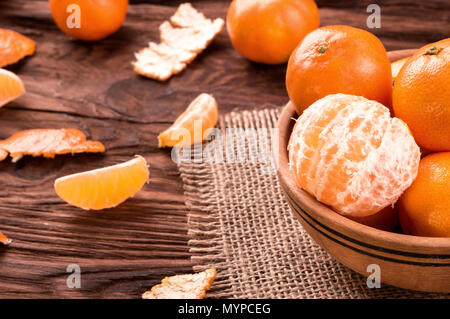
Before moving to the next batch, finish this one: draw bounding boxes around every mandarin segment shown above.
[54,156,149,210]
[158,93,218,147]
[399,152,450,237]
[0,68,25,108]
[288,94,420,217]
[0,29,35,67]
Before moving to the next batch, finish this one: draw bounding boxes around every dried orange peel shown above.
[142,268,216,299]
[0,68,25,108]
[0,28,35,67]
[133,3,224,81]
[0,128,105,162]
[54,155,149,210]
[134,42,197,82]
[158,93,218,147]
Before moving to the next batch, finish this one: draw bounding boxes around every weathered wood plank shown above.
[0,0,448,298]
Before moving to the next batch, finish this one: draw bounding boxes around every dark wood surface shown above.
[0,0,448,298]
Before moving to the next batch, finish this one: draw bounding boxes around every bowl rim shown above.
[277,49,450,255]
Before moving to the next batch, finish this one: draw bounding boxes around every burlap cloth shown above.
[178,107,447,299]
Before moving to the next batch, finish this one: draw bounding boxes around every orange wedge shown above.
[158,93,218,147]
[0,68,25,108]
[54,156,149,210]
[0,28,35,67]
[391,56,410,80]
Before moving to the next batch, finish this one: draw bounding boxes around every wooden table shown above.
[0,0,448,298]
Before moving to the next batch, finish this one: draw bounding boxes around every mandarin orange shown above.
[49,0,128,41]
[398,152,450,237]
[393,38,450,151]
[226,0,319,64]
[288,94,420,217]
[286,25,392,114]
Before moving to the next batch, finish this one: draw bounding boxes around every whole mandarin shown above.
[286,25,392,114]
[227,0,319,64]
[49,0,128,41]
[399,152,450,237]
[393,38,450,151]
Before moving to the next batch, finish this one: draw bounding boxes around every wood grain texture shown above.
[0,0,448,298]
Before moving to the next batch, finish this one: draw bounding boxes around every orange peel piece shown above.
[0,231,12,245]
[142,268,216,299]
[0,128,105,162]
[159,20,223,54]
[133,42,197,81]
[0,28,35,68]
[0,149,8,161]
[170,3,213,29]
[133,3,224,81]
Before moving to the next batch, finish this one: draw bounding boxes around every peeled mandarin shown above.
[288,94,420,217]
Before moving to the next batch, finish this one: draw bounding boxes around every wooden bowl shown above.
[277,49,450,293]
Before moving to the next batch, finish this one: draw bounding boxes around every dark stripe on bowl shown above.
[285,192,450,264]
[288,198,450,267]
